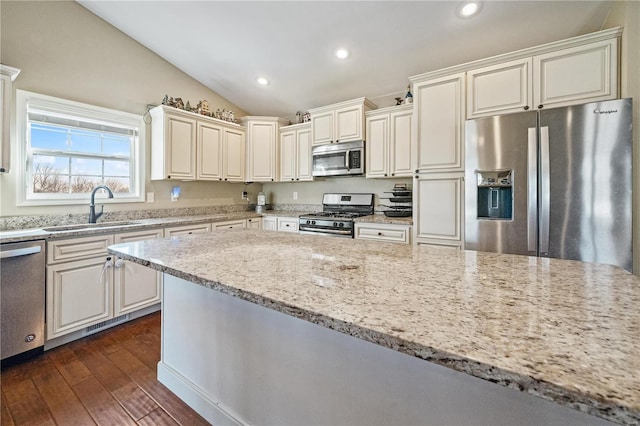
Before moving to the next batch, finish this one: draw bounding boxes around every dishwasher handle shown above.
[0,246,42,259]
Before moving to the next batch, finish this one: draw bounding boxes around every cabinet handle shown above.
[377,232,383,236]
[391,173,395,176]
[224,178,228,181]
[271,178,274,181]
[0,168,5,173]
[335,140,339,143]
[538,105,544,109]
[384,174,387,177]
[291,178,294,181]
[523,106,530,110]
[167,175,171,179]
[219,178,222,181]
[296,178,300,181]
[415,169,419,174]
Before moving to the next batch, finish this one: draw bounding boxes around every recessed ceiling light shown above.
[457,1,481,18]
[335,48,349,59]
[256,77,269,86]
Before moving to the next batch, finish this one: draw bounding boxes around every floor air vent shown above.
[83,314,130,336]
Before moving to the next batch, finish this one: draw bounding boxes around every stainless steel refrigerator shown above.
[465,98,632,271]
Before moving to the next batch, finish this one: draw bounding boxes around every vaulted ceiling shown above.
[79,1,613,118]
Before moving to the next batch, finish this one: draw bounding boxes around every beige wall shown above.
[0,0,258,217]
[603,1,640,273]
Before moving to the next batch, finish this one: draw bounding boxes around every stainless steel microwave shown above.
[312,140,365,177]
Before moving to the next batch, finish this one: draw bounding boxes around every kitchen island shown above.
[108,229,639,425]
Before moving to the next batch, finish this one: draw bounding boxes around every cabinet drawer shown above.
[47,234,114,264]
[355,223,411,244]
[212,219,246,230]
[164,223,211,237]
[115,229,163,244]
[277,218,299,232]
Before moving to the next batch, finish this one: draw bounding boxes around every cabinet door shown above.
[467,58,533,118]
[534,38,617,109]
[389,109,413,177]
[212,219,246,230]
[166,114,196,179]
[335,104,363,143]
[246,218,262,229]
[47,256,113,339]
[0,75,8,173]
[414,173,463,245]
[365,114,389,178]
[247,121,277,182]
[197,121,223,180]
[296,127,313,181]
[164,223,211,237]
[414,73,465,172]
[262,217,277,231]
[114,230,163,316]
[311,109,334,145]
[224,128,245,182]
[355,223,411,244]
[280,130,296,181]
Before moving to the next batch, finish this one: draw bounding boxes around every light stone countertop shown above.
[108,229,639,425]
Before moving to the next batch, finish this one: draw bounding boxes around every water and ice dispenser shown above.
[475,170,513,220]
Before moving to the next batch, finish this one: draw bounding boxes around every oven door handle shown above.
[345,150,350,169]
[299,227,353,236]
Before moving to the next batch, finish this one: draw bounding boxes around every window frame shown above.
[16,90,145,206]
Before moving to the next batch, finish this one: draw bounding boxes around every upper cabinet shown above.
[280,122,313,182]
[413,73,466,173]
[1,65,21,174]
[309,98,376,145]
[242,116,288,182]
[151,105,246,181]
[467,37,618,119]
[365,104,413,178]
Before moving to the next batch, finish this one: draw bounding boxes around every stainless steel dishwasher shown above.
[1,240,45,365]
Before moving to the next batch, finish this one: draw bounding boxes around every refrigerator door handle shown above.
[539,126,550,254]
[527,127,538,253]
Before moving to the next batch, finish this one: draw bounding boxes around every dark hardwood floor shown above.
[1,312,210,425]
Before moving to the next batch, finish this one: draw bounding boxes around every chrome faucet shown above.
[89,185,114,223]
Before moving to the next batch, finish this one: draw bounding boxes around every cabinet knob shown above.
[219,178,222,181]
[271,178,274,181]
[167,175,171,179]
[335,140,339,143]
[415,175,419,179]
[377,232,383,236]
[224,178,228,181]
[296,178,300,181]
[384,174,387,177]
[291,178,294,181]
[523,106,530,110]
[391,173,395,176]
[0,168,5,173]
[415,169,419,174]
[538,105,544,109]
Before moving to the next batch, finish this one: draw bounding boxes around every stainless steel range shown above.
[299,193,374,238]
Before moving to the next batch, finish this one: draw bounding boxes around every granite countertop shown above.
[0,210,410,244]
[108,229,639,425]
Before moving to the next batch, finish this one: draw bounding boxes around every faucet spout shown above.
[89,185,114,223]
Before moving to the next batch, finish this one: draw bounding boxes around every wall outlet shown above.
[171,186,180,202]
[146,192,155,203]
[293,191,298,200]
[242,191,248,200]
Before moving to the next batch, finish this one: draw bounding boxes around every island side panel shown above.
[159,274,613,426]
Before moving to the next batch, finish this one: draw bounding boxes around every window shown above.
[16,90,144,205]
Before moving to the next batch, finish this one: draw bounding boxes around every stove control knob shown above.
[338,223,344,227]
[306,220,311,225]
[311,220,316,225]
[333,222,338,227]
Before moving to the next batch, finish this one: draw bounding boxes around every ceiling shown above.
[78,1,613,118]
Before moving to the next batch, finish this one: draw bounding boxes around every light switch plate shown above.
[146,192,155,203]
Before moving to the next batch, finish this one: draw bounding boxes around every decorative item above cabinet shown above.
[308,97,377,145]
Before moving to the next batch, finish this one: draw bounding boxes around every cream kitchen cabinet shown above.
[354,222,411,244]
[413,73,465,173]
[1,64,20,174]
[467,38,618,118]
[242,116,288,182]
[151,105,246,181]
[46,235,115,339]
[413,173,464,248]
[309,98,376,145]
[262,216,277,231]
[365,105,413,178]
[164,223,211,237]
[113,229,163,316]
[46,232,163,340]
[277,217,299,232]
[246,217,262,229]
[280,123,313,182]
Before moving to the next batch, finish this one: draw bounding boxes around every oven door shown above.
[299,228,354,238]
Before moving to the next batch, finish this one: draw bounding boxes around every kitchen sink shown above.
[42,221,141,232]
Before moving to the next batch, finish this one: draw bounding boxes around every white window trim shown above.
[16,90,145,206]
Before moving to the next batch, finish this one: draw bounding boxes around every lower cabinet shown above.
[46,232,163,340]
[212,219,247,230]
[113,230,163,316]
[355,223,412,244]
[262,216,298,232]
[164,223,212,237]
[414,173,464,248]
[246,217,262,229]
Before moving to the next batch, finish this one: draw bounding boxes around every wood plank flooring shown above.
[1,312,210,425]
